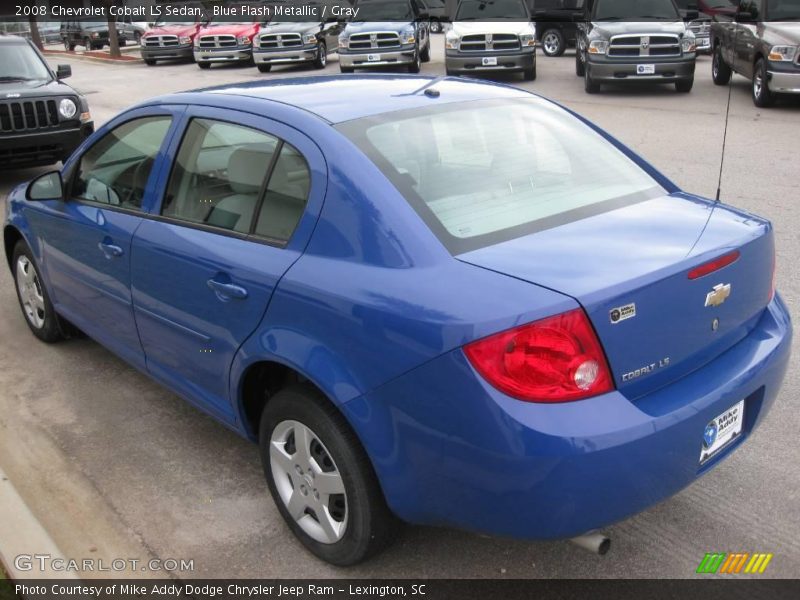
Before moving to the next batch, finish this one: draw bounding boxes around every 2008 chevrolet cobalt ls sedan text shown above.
[4,75,791,565]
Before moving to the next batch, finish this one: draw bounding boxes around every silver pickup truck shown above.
[711,0,800,107]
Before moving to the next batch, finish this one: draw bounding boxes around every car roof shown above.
[180,75,534,124]
[0,35,30,44]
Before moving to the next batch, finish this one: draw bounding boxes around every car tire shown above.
[712,45,732,85]
[675,78,694,93]
[198,62,211,69]
[430,19,442,34]
[575,50,585,76]
[134,32,141,45]
[752,58,775,108]
[259,384,400,566]
[64,39,74,51]
[421,41,431,63]
[408,50,421,73]
[258,64,272,73]
[340,65,354,74]
[542,29,565,57]
[584,68,600,93]
[144,58,157,66]
[313,42,327,69]
[83,37,92,51]
[523,65,536,81]
[12,241,65,344]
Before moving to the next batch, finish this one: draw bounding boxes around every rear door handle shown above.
[98,240,124,259]
[207,279,248,301]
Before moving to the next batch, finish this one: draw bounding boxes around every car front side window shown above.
[71,116,172,210]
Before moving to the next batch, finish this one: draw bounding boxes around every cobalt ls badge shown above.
[705,283,731,308]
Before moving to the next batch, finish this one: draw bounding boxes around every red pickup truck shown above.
[193,21,262,68]
[141,21,204,66]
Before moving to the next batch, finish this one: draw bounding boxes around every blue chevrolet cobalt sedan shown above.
[4,76,792,565]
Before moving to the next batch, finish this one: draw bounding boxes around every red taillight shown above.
[687,250,740,280]
[464,308,614,403]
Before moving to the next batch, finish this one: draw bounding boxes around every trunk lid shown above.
[458,193,774,399]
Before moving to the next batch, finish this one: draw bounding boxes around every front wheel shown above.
[408,50,421,73]
[144,58,157,66]
[541,29,565,57]
[12,242,64,343]
[257,63,272,73]
[752,58,775,108]
[420,41,431,62]
[675,78,694,93]
[523,64,536,81]
[259,385,399,566]
[712,45,732,85]
[584,68,600,93]
[313,42,327,69]
[340,65,354,74]
[575,50,585,76]
[197,61,211,69]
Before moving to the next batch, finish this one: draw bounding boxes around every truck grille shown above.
[688,20,710,35]
[143,35,180,47]
[0,99,60,133]
[198,34,238,49]
[608,34,681,58]
[258,33,303,48]
[348,32,401,50]
[460,33,521,52]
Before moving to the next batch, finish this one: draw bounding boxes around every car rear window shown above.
[337,98,663,254]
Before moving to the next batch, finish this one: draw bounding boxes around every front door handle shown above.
[98,240,124,259]
[207,278,248,301]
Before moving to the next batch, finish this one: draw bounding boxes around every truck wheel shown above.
[144,58,157,66]
[575,50,585,76]
[83,37,92,51]
[313,42,327,69]
[523,65,537,81]
[584,68,600,93]
[752,58,775,108]
[258,64,273,73]
[542,29,565,57]
[12,242,65,343]
[430,19,442,34]
[198,62,211,69]
[64,39,75,51]
[675,78,694,93]
[340,65,354,74]
[408,50,421,73]
[712,45,731,85]
[259,384,400,566]
[421,41,431,62]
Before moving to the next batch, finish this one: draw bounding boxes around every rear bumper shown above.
[141,45,194,61]
[587,56,696,82]
[445,48,535,73]
[0,123,93,168]
[339,45,416,68]
[767,69,800,94]
[349,295,792,539]
[193,47,252,63]
[253,45,318,65]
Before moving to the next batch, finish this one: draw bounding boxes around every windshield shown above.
[338,99,662,255]
[353,1,414,21]
[456,0,530,20]
[0,42,52,82]
[594,0,681,20]
[766,0,800,20]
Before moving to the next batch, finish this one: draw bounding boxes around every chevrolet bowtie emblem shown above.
[705,283,732,308]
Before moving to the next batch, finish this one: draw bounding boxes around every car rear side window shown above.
[72,116,172,210]
[338,98,663,255]
[161,118,310,242]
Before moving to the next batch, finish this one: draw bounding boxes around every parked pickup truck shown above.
[576,0,699,94]
[711,0,800,107]
[141,20,205,65]
[446,0,537,80]
[338,0,431,73]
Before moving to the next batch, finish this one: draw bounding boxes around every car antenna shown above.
[715,20,740,203]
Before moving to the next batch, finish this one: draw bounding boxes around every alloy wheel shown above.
[543,32,561,56]
[16,256,45,329]
[754,70,763,99]
[270,420,348,544]
[319,44,327,67]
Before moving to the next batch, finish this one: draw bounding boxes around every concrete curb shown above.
[0,467,79,580]
[42,51,143,65]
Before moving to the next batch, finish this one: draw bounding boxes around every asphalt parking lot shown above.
[1,35,799,578]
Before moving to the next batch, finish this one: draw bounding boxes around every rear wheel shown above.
[712,45,731,85]
[259,385,399,566]
[64,39,75,51]
[83,37,92,51]
[313,42,327,69]
[12,242,64,343]
[420,41,431,62]
[675,78,694,93]
[752,58,775,108]
[134,32,142,45]
[542,29,565,57]
[430,19,442,34]
[257,63,272,73]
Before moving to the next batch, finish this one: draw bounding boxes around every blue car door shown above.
[24,108,181,368]
[130,106,326,423]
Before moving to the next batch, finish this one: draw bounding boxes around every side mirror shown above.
[27,171,64,202]
[56,64,72,79]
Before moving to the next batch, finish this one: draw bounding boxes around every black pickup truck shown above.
[528,0,585,57]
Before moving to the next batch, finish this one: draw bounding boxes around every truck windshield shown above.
[456,0,530,20]
[0,42,53,82]
[353,1,414,21]
[338,98,662,255]
[767,0,800,20]
[594,0,681,21]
